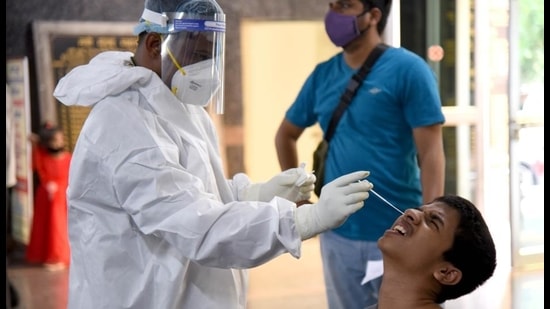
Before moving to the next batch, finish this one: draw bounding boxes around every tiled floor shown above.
[7,237,544,309]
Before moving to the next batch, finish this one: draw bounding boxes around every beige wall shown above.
[240,20,338,183]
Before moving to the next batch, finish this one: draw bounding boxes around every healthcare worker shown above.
[53,0,374,308]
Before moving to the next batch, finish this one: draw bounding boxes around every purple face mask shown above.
[324,10,360,47]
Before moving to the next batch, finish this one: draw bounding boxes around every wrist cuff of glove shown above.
[243,183,263,201]
[294,203,323,240]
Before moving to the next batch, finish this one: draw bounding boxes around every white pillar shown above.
[382,0,400,47]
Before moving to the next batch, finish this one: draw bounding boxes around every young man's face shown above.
[378,201,461,272]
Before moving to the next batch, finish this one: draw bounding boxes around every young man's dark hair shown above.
[435,195,497,303]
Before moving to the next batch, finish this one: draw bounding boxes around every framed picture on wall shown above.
[32,21,137,151]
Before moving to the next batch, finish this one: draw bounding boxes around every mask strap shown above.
[166,46,187,76]
[356,5,372,34]
[357,9,369,18]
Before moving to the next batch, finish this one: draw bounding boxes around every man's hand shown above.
[294,171,373,240]
[244,165,316,202]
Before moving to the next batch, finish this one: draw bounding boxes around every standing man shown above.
[53,0,374,308]
[275,0,445,308]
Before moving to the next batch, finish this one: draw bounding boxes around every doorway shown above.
[509,0,544,268]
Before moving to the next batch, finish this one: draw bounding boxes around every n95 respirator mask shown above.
[171,59,221,107]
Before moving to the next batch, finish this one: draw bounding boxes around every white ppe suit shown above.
[53,51,303,309]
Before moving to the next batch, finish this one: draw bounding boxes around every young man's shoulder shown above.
[381,47,436,80]
[313,52,343,68]
[386,47,428,65]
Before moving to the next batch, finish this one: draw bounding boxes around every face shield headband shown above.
[136,8,227,114]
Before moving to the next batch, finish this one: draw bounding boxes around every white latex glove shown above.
[243,163,316,202]
[295,171,373,240]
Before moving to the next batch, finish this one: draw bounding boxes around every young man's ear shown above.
[366,7,382,26]
[433,262,462,286]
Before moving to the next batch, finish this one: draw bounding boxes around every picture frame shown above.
[32,21,137,150]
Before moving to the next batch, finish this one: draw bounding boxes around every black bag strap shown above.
[324,43,389,142]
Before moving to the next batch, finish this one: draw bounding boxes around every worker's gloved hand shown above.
[244,165,316,202]
[294,171,373,240]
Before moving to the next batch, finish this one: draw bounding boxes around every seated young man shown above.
[368,195,497,309]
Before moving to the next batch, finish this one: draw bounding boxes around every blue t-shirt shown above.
[284,47,445,241]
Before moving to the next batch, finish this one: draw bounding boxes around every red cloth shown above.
[25,146,72,266]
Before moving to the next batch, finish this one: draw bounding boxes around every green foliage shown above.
[519,0,544,83]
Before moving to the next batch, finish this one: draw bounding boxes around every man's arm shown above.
[413,124,446,204]
[275,119,305,170]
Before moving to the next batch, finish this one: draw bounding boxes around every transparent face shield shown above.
[161,11,226,114]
